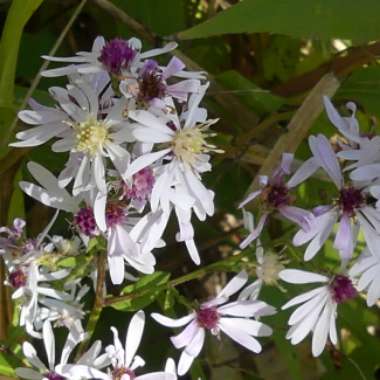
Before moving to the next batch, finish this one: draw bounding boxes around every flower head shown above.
[152,271,275,375]
[280,269,357,357]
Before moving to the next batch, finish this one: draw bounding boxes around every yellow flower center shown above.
[74,118,108,155]
[256,253,285,285]
[171,121,221,166]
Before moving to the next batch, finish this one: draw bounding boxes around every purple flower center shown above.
[138,60,166,102]
[197,307,219,330]
[123,167,155,202]
[45,372,65,380]
[330,275,357,304]
[74,207,97,236]
[99,38,137,75]
[338,187,364,216]
[112,367,136,380]
[9,269,27,288]
[106,203,125,228]
[263,184,291,208]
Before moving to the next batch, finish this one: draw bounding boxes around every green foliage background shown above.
[1,0,380,379]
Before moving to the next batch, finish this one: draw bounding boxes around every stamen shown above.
[99,38,137,75]
[330,275,357,304]
[197,306,219,330]
[45,372,65,380]
[171,122,221,166]
[106,203,125,228]
[9,269,27,288]
[338,187,364,217]
[73,118,108,156]
[261,184,291,209]
[112,367,136,380]
[73,207,98,236]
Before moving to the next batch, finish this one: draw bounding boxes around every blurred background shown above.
[1,1,380,379]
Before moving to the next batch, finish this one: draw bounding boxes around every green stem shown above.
[105,251,251,306]
[75,249,106,358]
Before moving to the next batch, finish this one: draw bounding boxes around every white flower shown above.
[349,228,380,306]
[19,162,80,213]
[279,269,357,357]
[12,74,132,198]
[126,83,220,263]
[41,36,177,78]
[10,260,72,338]
[239,153,316,248]
[16,321,80,379]
[293,134,380,263]
[59,311,176,380]
[37,282,89,341]
[152,271,275,375]
[323,96,380,169]
[119,57,201,109]
[16,320,110,380]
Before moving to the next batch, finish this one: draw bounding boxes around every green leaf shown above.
[111,272,171,311]
[337,66,380,118]
[217,70,285,116]
[0,0,44,146]
[0,351,15,377]
[113,0,187,36]
[179,0,380,43]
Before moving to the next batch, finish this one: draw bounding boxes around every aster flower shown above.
[120,57,201,109]
[238,211,287,301]
[279,268,357,357]
[12,74,132,199]
[20,163,160,284]
[36,281,90,341]
[349,227,380,306]
[293,134,380,262]
[239,153,317,249]
[16,320,109,380]
[10,261,72,338]
[41,36,177,78]
[323,96,380,169]
[152,271,275,375]
[125,83,220,263]
[59,311,176,380]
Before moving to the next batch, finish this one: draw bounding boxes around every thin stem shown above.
[105,252,250,306]
[7,0,88,139]
[75,250,106,358]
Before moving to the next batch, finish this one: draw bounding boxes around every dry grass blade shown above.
[244,72,340,202]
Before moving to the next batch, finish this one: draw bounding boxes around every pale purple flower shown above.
[124,83,220,264]
[280,269,357,357]
[120,57,201,109]
[12,75,132,199]
[323,96,380,170]
[59,311,176,380]
[349,227,380,306]
[239,153,317,249]
[16,320,109,380]
[41,36,177,78]
[293,134,380,263]
[152,271,275,375]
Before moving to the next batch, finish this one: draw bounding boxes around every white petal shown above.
[219,317,272,337]
[218,271,248,298]
[125,311,145,367]
[126,149,171,177]
[311,301,332,357]
[218,321,262,353]
[279,269,328,284]
[151,313,195,327]
[43,321,55,370]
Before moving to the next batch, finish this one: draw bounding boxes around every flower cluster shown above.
[4,33,380,378]
[239,96,380,356]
